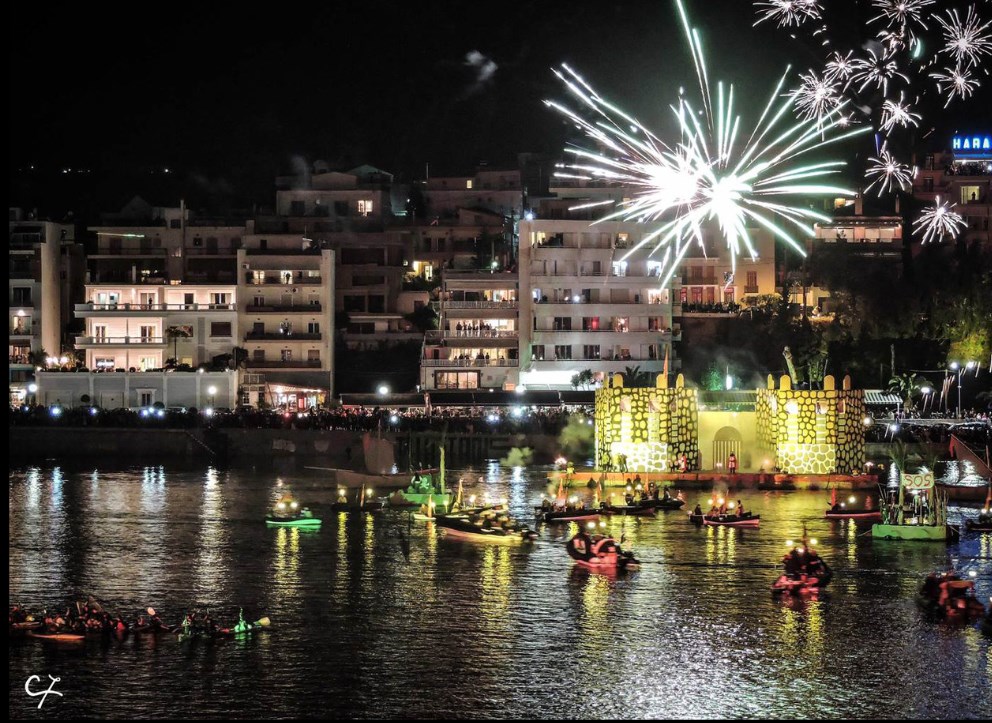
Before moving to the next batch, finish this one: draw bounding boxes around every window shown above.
[307,349,320,361]
[705,288,716,304]
[691,287,703,304]
[210,322,232,337]
[923,177,934,193]
[554,345,572,360]
[961,185,981,204]
[280,349,293,362]
[210,293,230,306]
[252,322,264,334]
[724,288,735,303]
[139,325,155,342]
[612,261,628,277]
[184,293,195,308]
[290,200,305,216]
[253,295,264,307]
[93,325,107,340]
[252,270,266,284]
[648,317,662,331]
[553,316,572,331]
[252,350,266,361]
[307,322,320,334]
[582,317,600,331]
[358,199,374,216]
[192,236,203,247]
[170,219,181,229]
[139,391,154,406]
[139,357,156,371]
[368,296,386,313]
[583,345,600,359]
[746,271,758,292]
[532,344,546,361]
[12,287,32,306]
[95,357,115,370]
[466,179,473,189]
[334,201,348,216]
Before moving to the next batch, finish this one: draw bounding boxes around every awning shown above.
[864,390,903,406]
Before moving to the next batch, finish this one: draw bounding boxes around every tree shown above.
[166,326,192,362]
[404,304,439,333]
[621,365,653,388]
[570,369,595,390]
[887,373,932,411]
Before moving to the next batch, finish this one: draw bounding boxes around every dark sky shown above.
[10,0,990,218]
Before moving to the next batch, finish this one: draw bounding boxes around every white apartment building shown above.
[425,168,523,219]
[237,237,334,407]
[518,216,681,390]
[913,135,991,248]
[420,269,519,390]
[679,231,777,312]
[75,283,237,371]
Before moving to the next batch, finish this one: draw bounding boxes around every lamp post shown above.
[207,385,217,409]
[949,361,976,419]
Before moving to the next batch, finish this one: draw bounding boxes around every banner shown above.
[901,471,934,491]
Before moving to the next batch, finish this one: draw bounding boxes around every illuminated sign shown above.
[952,134,992,153]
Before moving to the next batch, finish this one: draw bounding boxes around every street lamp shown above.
[377,384,390,396]
[207,385,217,408]
[950,361,976,418]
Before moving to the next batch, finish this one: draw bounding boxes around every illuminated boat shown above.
[391,447,453,509]
[566,530,639,571]
[641,497,686,511]
[329,486,385,513]
[265,494,322,527]
[535,506,600,523]
[690,513,760,527]
[825,490,880,520]
[599,503,656,517]
[872,470,959,542]
[436,511,538,544]
[918,571,986,621]
[772,534,832,596]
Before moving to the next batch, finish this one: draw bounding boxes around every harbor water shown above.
[8,464,992,719]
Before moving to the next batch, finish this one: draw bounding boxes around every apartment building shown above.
[913,133,991,249]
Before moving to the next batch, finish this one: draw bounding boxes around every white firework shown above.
[754,0,823,28]
[864,147,917,195]
[824,50,856,83]
[931,65,981,106]
[851,47,910,95]
[868,1,936,32]
[548,1,869,286]
[936,5,992,68]
[879,92,922,132]
[790,70,843,124]
[913,196,967,244]
[877,29,907,55]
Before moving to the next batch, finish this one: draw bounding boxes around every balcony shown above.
[443,300,518,310]
[244,274,323,285]
[743,285,760,294]
[75,302,236,314]
[10,355,33,365]
[426,330,518,342]
[682,276,719,285]
[9,326,33,336]
[92,247,168,257]
[245,303,322,313]
[246,359,322,369]
[10,301,35,309]
[76,336,166,346]
[245,331,322,341]
[184,246,239,256]
[421,358,519,367]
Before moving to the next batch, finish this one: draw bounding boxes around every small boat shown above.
[690,513,760,527]
[599,504,656,517]
[918,572,986,621]
[436,512,538,544]
[329,485,385,513]
[266,493,322,527]
[10,621,43,631]
[27,630,85,642]
[566,531,639,571]
[535,507,600,523]
[965,519,992,532]
[772,537,832,596]
[825,509,882,520]
[641,497,686,511]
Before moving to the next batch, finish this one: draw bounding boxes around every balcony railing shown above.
[421,358,520,367]
[10,355,32,365]
[245,275,323,285]
[245,303,322,313]
[75,303,236,312]
[9,327,33,335]
[246,359,322,369]
[534,328,675,334]
[94,247,168,256]
[442,300,518,309]
[76,336,166,345]
[245,331,322,341]
[184,246,239,255]
[743,285,760,294]
[426,330,518,341]
[683,276,718,285]
[10,301,35,308]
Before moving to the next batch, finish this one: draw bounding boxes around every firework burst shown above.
[879,92,922,132]
[548,1,868,287]
[868,0,936,33]
[936,5,992,68]
[754,0,823,28]
[864,147,917,195]
[790,70,843,125]
[930,65,981,106]
[851,46,910,95]
[913,196,967,244]
[824,50,856,83]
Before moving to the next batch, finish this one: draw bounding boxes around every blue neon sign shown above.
[952,134,992,153]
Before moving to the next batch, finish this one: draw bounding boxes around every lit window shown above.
[358,199,374,216]
[466,180,473,189]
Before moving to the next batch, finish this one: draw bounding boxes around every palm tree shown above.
[622,365,653,388]
[165,326,192,364]
[887,373,932,411]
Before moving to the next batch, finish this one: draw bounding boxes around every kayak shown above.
[690,513,760,527]
[825,509,881,520]
[265,515,322,527]
[27,631,85,642]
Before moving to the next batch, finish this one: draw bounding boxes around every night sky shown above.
[10,0,989,219]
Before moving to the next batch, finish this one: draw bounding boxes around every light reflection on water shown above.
[7,464,992,720]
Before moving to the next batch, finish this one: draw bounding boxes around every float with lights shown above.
[265,493,322,527]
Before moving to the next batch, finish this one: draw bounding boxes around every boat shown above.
[10,621,43,632]
[565,529,639,571]
[535,506,600,523]
[599,503,657,517]
[872,468,960,543]
[265,493,322,527]
[965,518,992,532]
[27,631,85,642]
[690,512,760,527]
[178,613,270,642]
[329,485,385,513]
[390,447,452,509]
[918,571,986,621]
[641,497,686,511]
[772,533,832,596]
[436,511,538,544]
[825,490,880,520]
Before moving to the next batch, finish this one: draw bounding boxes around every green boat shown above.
[390,447,453,509]
[872,469,958,543]
[266,493,322,527]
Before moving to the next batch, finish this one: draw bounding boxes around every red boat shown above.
[825,509,881,520]
[566,532,639,571]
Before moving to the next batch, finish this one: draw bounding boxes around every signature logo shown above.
[25,675,63,709]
